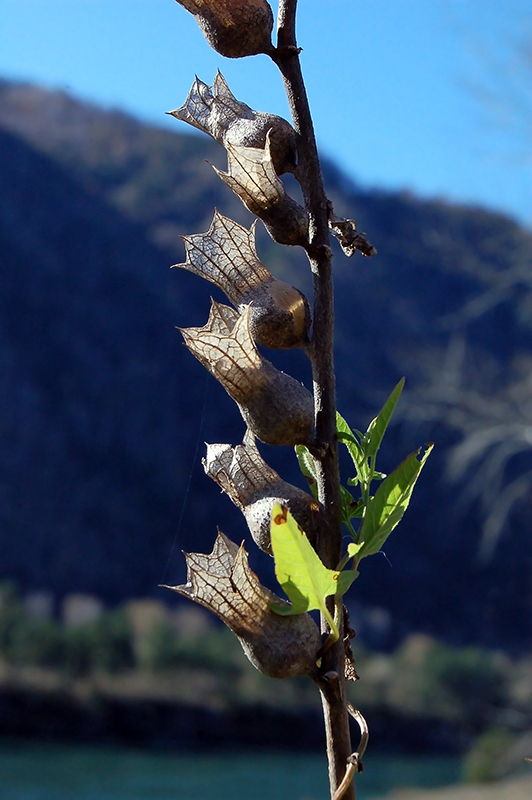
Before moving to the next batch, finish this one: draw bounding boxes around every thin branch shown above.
[273,0,341,577]
[332,707,369,800]
[332,759,357,800]
[272,4,356,797]
[347,703,369,763]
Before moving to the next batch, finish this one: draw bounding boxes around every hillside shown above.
[1,79,531,651]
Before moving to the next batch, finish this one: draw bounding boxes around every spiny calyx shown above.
[203,432,320,554]
[163,532,320,678]
[179,301,314,447]
[169,71,296,175]
[213,135,309,246]
[173,211,310,349]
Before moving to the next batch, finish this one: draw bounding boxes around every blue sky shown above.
[1,0,531,227]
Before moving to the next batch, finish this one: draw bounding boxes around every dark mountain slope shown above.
[1,81,532,650]
[0,126,247,600]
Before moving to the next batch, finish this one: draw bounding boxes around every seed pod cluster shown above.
[169,73,310,245]
[168,22,325,678]
[173,212,310,349]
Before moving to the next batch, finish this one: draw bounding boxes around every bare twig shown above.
[347,702,369,763]
[271,4,355,798]
[328,206,377,258]
[331,706,369,800]
[331,758,358,800]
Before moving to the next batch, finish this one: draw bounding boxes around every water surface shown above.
[0,740,461,800]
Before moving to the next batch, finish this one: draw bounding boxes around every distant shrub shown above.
[462,726,514,782]
[140,619,243,673]
[62,624,94,677]
[0,581,25,655]
[426,644,507,729]
[0,584,135,676]
[90,608,135,673]
[0,582,64,667]
[7,617,64,668]
[63,608,135,677]
[385,635,508,729]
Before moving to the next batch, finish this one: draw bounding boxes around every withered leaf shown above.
[328,214,377,258]
[203,431,279,508]
[167,531,284,634]
[213,133,285,213]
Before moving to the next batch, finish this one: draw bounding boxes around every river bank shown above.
[386,772,532,800]
[1,588,530,758]
[0,662,462,753]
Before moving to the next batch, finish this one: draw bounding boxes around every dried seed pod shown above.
[213,134,309,246]
[174,0,274,59]
[163,532,320,678]
[173,211,310,349]
[179,301,314,446]
[169,72,297,175]
[203,432,320,553]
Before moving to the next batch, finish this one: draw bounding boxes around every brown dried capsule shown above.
[163,532,320,678]
[174,1,274,59]
[169,72,297,175]
[173,212,310,349]
[179,301,314,447]
[213,134,309,246]
[203,433,320,554]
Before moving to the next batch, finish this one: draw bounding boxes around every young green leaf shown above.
[269,504,357,634]
[372,471,387,481]
[336,412,369,484]
[365,378,405,464]
[295,444,318,500]
[340,484,359,524]
[357,443,433,559]
[348,542,363,559]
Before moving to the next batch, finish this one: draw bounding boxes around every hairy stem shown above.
[272,2,354,798]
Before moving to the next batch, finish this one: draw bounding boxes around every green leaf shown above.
[357,443,433,559]
[340,484,358,524]
[269,505,356,631]
[335,569,358,595]
[347,542,363,558]
[337,431,362,450]
[336,413,369,483]
[372,471,387,481]
[295,445,318,500]
[365,378,405,463]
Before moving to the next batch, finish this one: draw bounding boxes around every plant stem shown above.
[272,3,355,798]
